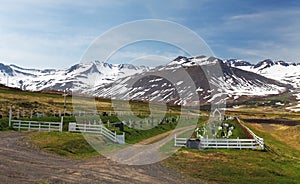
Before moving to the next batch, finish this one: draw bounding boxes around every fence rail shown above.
[174,136,260,149]
[199,138,258,149]
[11,120,63,132]
[174,137,187,147]
[235,117,264,149]
[68,123,125,144]
[174,117,265,150]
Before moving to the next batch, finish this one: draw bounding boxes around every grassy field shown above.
[1,86,300,183]
[26,131,99,158]
[163,123,300,184]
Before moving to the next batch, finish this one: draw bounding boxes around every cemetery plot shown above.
[175,117,264,150]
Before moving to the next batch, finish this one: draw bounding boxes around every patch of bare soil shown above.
[0,132,200,184]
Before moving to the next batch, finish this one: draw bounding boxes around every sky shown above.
[1,0,300,69]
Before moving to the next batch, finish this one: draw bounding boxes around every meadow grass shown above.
[26,131,99,159]
[163,123,300,184]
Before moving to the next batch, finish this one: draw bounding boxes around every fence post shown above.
[206,135,208,147]
[60,116,64,132]
[122,132,125,144]
[259,138,264,150]
[174,134,177,146]
[29,122,31,131]
[9,108,12,127]
[18,121,21,131]
[48,122,51,132]
[227,139,229,149]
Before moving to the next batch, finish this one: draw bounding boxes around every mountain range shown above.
[0,56,299,106]
[226,59,300,88]
[0,61,148,92]
[94,56,294,105]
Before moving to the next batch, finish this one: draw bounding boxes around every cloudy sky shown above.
[0,0,300,69]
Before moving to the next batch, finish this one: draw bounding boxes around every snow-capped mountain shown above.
[0,56,297,106]
[224,58,300,112]
[227,59,300,88]
[223,59,252,67]
[92,56,292,105]
[0,61,149,92]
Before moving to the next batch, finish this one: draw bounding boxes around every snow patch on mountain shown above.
[0,61,149,92]
[234,60,300,88]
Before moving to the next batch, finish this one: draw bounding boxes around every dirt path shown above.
[0,131,200,184]
[107,125,195,165]
[137,125,195,145]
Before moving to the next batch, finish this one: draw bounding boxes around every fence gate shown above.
[68,122,125,144]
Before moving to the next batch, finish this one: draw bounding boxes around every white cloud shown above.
[217,8,300,62]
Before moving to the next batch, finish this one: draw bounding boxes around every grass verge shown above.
[26,131,98,159]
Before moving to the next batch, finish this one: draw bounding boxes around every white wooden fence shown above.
[199,138,259,149]
[235,117,264,149]
[174,137,188,147]
[174,117,264,150]
[174,136,261,149]
[68,123,125,144]
[11,119,63,132]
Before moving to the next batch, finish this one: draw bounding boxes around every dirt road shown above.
[108,125,195,165]
[0,132,200,184]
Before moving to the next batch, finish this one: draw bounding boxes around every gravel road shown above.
[0,132,200,184]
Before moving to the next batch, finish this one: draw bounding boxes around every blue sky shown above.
[0,0,300,69]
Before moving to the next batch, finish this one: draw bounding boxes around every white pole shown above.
[60,116,64,132]
[174,134,177,146]
[9,107,12,127]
